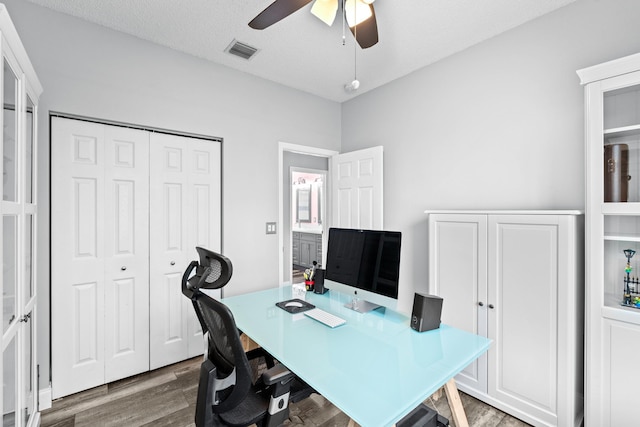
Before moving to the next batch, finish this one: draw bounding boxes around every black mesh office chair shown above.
[182,247,304,427]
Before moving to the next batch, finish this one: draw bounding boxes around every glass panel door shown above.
[25,97,34,204]
[3,215,17,335]
[23,216,33,302]
[603,84,640,203]
[602,80,640,315]
[2,59,18,202]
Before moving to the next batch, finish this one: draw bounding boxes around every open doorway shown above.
[279,143,338,286]
[290,168,326,283]
[278,143,384,285]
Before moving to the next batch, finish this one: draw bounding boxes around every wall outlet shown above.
[266,222,277,234]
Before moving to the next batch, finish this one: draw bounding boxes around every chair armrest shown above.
[262,363,295,386]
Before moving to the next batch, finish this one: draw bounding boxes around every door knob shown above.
[170,261,176,266]
[478,302,484,307]
[488,304,495,309]
[121,266,127,271]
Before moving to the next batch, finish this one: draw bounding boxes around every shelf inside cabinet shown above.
[604,124,640,140]
[604,233,640,242]
[602,203,640,214]
[602,299,640,325]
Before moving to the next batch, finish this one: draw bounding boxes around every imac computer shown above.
[324,227,402,313]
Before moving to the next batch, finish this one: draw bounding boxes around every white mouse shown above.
[285,301,303,308]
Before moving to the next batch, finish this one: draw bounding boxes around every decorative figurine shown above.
[623,249,636,306]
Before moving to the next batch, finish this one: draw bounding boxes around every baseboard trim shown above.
[39,386,52,411]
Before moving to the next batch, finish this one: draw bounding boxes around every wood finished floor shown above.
[40,356,531,427]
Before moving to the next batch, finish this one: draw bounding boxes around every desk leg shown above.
[444,378,469,427]
[240,334,260,352]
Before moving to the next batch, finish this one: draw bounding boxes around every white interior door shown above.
[185,138,222,356]
[51,118,150,398]
[149,133,189,369]
[149,133,221,369]
[103,125,150,383]
[51,119,107,398]
[331,146,383,230]
[52,118,222,395]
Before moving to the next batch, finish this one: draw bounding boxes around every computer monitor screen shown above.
[324,227,401,312]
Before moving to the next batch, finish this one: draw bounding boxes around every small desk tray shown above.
[276,298,315,314]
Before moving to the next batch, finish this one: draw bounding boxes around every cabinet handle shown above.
[121,266,127,271]
[170,261,176,266]
[488,304,495,309]
[478,302,484,307]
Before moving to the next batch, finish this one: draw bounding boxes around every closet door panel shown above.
[149,134,222,367]
[149,133,190,369]
[104,126,149,382]
[186,139,222,356]
[51,118,106,398]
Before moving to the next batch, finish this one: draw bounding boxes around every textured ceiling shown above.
[23,0,576,102]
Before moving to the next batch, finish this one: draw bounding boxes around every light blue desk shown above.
[222,286,491,427]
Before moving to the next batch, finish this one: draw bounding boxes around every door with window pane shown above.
[1,11,42,427]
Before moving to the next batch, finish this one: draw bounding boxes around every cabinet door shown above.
[299,235,314,268]
[292,232,300,266]
[488,215,560,426]
[601,319,640,427]
[428,214,488,392]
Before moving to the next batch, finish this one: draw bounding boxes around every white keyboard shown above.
[304,308,346,328]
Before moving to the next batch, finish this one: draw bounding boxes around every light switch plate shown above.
[266,222,277,234]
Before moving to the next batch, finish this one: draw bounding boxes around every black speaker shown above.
[313,269,328,294]
[410,293,443,332]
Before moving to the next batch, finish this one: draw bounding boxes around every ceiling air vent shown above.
[225,39,259,60]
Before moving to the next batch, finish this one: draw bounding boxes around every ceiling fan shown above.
[249,0,379,49]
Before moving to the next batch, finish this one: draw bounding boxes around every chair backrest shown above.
[192,292,254,413]
[181,248,253,413]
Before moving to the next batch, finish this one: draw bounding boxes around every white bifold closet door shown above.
[51,117,221,398]
[149,133,221,369]
[51,118,150,398]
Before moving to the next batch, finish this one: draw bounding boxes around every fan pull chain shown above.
[353,2,357,81]
[342,0,346,45]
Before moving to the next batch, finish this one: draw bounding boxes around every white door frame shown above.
[278,142,338,286]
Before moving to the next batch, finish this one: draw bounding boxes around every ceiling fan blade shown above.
[349,4,378,48]
[249,0,314,30]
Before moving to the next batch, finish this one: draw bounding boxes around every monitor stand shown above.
[344,297,384,313]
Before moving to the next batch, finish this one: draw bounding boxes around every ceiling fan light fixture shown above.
[344,79,360,93]
[311,0,338,26]
[345,0,372,28]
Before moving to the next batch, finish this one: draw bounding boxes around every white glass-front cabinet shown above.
[578,53,640,427]
[0,5,42,427]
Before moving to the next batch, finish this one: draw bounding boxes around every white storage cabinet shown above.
[427,211,583,427]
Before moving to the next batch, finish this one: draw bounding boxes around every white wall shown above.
[341,0,640,313]
[2,0,341,391]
